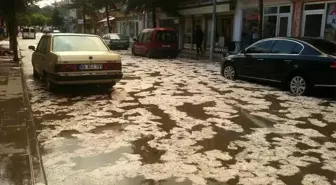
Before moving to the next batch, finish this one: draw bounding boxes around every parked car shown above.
[132,28,178,58]
[221,37,336,96]
[102,33,129,50]
[22,27,36,39]
[28,33,123,92]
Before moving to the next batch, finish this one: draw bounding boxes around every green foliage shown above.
[31,13,48,25]
[17,13,32,26]
[51,9,64,27]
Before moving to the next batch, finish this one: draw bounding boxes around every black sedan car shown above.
[221,37,336,95]
[102,33,130,50]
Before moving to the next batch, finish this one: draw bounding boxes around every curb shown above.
[18,43,48,185]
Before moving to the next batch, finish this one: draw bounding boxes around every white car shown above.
[28,33,123,91]
[22,27,36,39]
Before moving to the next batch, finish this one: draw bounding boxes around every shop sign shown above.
[327,4,336,29]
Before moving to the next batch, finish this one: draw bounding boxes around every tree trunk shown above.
[152,5,156,28]
[258,0,263,40]
[8,21,13,50]
[12,16,19,62]
[82,1,86,33]
[106,3,111,33]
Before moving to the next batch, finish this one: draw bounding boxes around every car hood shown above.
[53,51,120,63]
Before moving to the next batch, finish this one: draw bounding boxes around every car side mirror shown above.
[28,45,35,51]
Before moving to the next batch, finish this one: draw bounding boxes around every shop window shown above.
[263,16,277,38]
[242,9,259,46]
[304,14,323,37]
[305,3,325,11]
[324,3,336,42]
[279,6,290,13]
[264,7,277,14]
[184,18,192,48]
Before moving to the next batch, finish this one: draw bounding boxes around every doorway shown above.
[302,11,325,37]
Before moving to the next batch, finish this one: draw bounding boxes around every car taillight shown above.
[330,62,336,68]
[56,64,78,72]
[103,63,121,70]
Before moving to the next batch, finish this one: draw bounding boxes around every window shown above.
[52,36,108,52]
[36,37,47,53]
[292,44,303,54]
[324,3,336,42]
[303,39,336,56]
[246,40,273,53]
[304,14,323,37]
[271,40,297,54]
[264,7,277,14]
[146,32,152,42]
[156,31,177,42]
[279,6,290,13]
[138,32,144,42]
[305,3,325,10]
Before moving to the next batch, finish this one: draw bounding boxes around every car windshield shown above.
[110,34,128,40]
[22,28,29,32]
[52,35,108,52]
[302,39,336,56]
[156,31,177,42]
[30,29,35,32]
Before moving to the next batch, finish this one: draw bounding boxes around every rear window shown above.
[52,35,109,52]
[156,31,177,42]
[110,34,128,40]
[303,39,336,56]
[30,29,35,32]
[22,28,29,32]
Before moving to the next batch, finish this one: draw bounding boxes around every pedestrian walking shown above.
[195,26,204,56]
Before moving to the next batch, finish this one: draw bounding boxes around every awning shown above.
[98,16,115,23]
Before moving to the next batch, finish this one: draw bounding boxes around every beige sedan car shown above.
[28,33,123,91]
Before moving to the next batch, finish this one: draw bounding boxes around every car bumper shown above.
[49,73,123,85]
[109,44,129,49]
[151,48,178,57]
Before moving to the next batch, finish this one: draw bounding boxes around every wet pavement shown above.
[0,41,45,185]
[14,33,336,185]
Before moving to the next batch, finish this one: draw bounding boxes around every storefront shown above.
[300,1,336,42]
[179,1,232,52]
[116,18,142,38]
[233,0,293,50]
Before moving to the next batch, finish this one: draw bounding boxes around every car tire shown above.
[33,68,39,79]
[288,74,309,96]
[222,63,236,80]
[131,47,137,56]
[146,50,153,58]
[44,73,56,92]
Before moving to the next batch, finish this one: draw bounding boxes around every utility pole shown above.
[258,0,263,40]
[210,0,216,61]
[105,3,111,33]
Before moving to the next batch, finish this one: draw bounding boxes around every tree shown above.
[124,0,186,28]
[31,13,48,25]
[0,0,33,61]
[90,0,121,33]
[17,13,32,26]
[51,9,64,28]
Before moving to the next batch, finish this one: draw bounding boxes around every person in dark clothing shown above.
[195,26,204,55]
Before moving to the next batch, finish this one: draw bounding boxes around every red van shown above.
[132,28,178,58]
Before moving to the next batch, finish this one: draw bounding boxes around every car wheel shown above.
[131,47,137,56]
[44,73,56,92]
[146,50,153,58]
[33,68,39,79]
[222,63,236,80]
[288,75,309,96]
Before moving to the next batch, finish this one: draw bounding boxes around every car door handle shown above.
[257,59,264,61]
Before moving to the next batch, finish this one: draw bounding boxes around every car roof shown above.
[45,33,99,37]
[142,28,176,32]
[262,37,334,44]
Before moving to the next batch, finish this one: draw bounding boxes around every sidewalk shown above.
[0,41,46,185]
[178,49,223,62]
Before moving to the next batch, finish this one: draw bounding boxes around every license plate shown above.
[79,64,103,70]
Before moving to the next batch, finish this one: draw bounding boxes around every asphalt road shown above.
[18,33,336,185]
